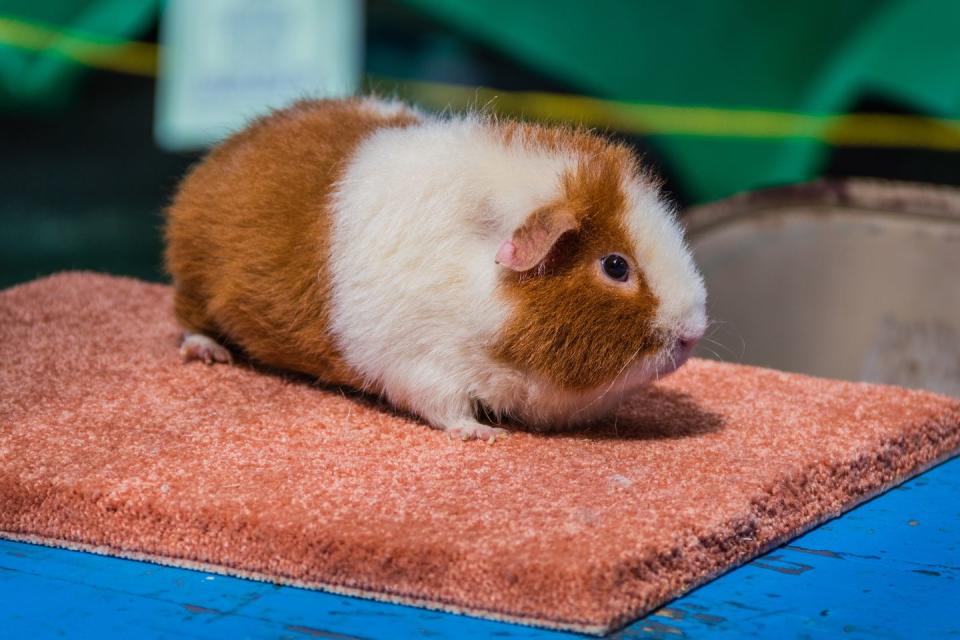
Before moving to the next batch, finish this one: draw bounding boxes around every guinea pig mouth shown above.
[663,342,695,374]
[655,332,701,377]
[620,336,697,387]
[654,352,688,378]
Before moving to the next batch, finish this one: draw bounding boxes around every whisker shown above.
[699,345,725,362]
[701,336,736,358]
[700,321,746,359]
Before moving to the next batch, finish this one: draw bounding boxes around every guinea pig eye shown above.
[600,254,630,282]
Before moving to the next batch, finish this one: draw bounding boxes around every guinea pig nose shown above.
[676,333,702,352]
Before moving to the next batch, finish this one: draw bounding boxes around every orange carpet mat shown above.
[2,273,959,634]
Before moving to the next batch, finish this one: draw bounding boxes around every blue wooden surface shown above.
[2,456,958,639]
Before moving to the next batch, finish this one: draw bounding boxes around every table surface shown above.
[2,456,958,640]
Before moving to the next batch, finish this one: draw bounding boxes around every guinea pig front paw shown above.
[179,333,233,365]
[444,421,509,443]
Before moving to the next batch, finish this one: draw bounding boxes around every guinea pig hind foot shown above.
[179,332,233,365]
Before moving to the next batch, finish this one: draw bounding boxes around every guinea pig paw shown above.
[179,333,233,366]
[445,422,509,443]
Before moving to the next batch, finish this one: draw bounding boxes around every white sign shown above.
[155,0,362,150]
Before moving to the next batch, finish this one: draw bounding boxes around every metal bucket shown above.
[684,179,960,397]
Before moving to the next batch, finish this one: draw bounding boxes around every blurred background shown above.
[1,0,958,394]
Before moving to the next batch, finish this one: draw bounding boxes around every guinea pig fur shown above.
[165,97,707,441]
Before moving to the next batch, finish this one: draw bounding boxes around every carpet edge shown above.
[0,530,610,636]
[4,449,958,637]
[601,428,960,633]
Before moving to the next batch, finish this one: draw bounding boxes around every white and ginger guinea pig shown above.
[165,97,707,441]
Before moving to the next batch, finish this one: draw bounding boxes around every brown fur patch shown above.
[165,99,419,386]
[492,122,662,390]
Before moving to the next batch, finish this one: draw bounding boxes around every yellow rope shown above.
[3,13,960,148]
[393,80,960,150]
[0,15,157,76]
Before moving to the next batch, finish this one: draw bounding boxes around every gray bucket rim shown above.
[683,178,960,237]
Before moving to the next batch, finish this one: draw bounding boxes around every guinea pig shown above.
[165,97,707,441]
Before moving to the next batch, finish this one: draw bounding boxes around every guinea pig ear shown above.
[495,205,579,272]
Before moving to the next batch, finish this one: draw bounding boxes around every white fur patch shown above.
[623,182,707,340]
[327,99,705,434]
[359,97,422,120]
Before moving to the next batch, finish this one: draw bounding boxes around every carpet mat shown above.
[2,272,959,635]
